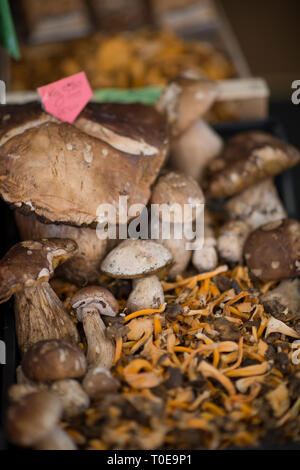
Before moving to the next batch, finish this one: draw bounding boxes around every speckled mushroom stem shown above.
[81,307,115,369]
[14,282,79,355]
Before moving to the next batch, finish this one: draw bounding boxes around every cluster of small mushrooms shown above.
[1,75,300,450]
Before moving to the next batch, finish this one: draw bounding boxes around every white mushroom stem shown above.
[127,276,164,313]
[265,316,300,339]
[192,225,218,273]
[172,120,223,181]
[14,282,79,355]
[80,306,115,369]
[35,426,77,450]
[217,220,250,264]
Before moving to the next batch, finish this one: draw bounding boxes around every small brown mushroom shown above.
[82,366,120,400]
[6,390,76,450]
[217,220,250,264]
[156,76,218,136]
[127,275,164,312]
[171,120,224,181]
[204,131,300,199]
[225,179,287,230]
[244,219,300,280]
[101,239,173,279]
[0,239,79,354]
[71,286,118,370]
[21,339,87,382]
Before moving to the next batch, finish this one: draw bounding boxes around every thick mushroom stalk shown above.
[71,286,119,370]
[0,239,79,354]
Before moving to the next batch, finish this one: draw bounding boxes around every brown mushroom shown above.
[204,131,300,199]
[71,286,118,370]
[0,102,169,283]
[156,76,218,136]
[82,366,120,400]
[6,390,76,450]
[171,120,224,181]
[15,212,108,285]
[225,179,286,230]
[0,239,79,354]
[127,275,164,312]
[50,379,90,419]
[244,219,300,280]
[217,220,250,264]
[101,239,173,279]
[21,339,87,382]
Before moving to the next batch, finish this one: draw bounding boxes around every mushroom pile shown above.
[2,85,300,450]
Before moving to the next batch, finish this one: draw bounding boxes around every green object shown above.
[0,0,20,60]
[93,86,164,105]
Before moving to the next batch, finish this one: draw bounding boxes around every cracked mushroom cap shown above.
[150,171,205,223]
[101,239,173,279]
[156,77,218,136]
[244,218,300,280]
[0,102,168,226]
[71,285,119,319]
[0,238,78,303]
[6,390,62,447]
[204,131,300,199]
[22,339,87,382]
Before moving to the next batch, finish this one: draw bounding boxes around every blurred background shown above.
[1,0,300,156]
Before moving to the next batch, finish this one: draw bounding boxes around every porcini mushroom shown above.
[156,76,218,136]
[217,220,250,264]
[204,131,300,199]
[0,239,79,354]
[225,179,287,230]
[244,219,300,280]
[0,102,169,283]
[71,286,119,369]
[127,275,165,312]
[21,339,87,382]
[6,390,76,450]
[150,171,204,278]
[50,379,90,419]
[101,239,173,279]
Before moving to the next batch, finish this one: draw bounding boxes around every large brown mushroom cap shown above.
[6,390,62,447]
[22,339,87,382]
[0,238,77,303]
[204,131,300,199]
[244,219,300,280]
[0,102,168,227]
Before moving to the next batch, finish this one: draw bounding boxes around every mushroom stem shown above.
[81,306,115,369]
[35,425,76,450]
[14,282,79,355]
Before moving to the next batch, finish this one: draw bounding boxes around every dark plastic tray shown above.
[0,118,299,450]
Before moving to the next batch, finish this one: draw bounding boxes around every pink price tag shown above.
[37,72,93,123]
